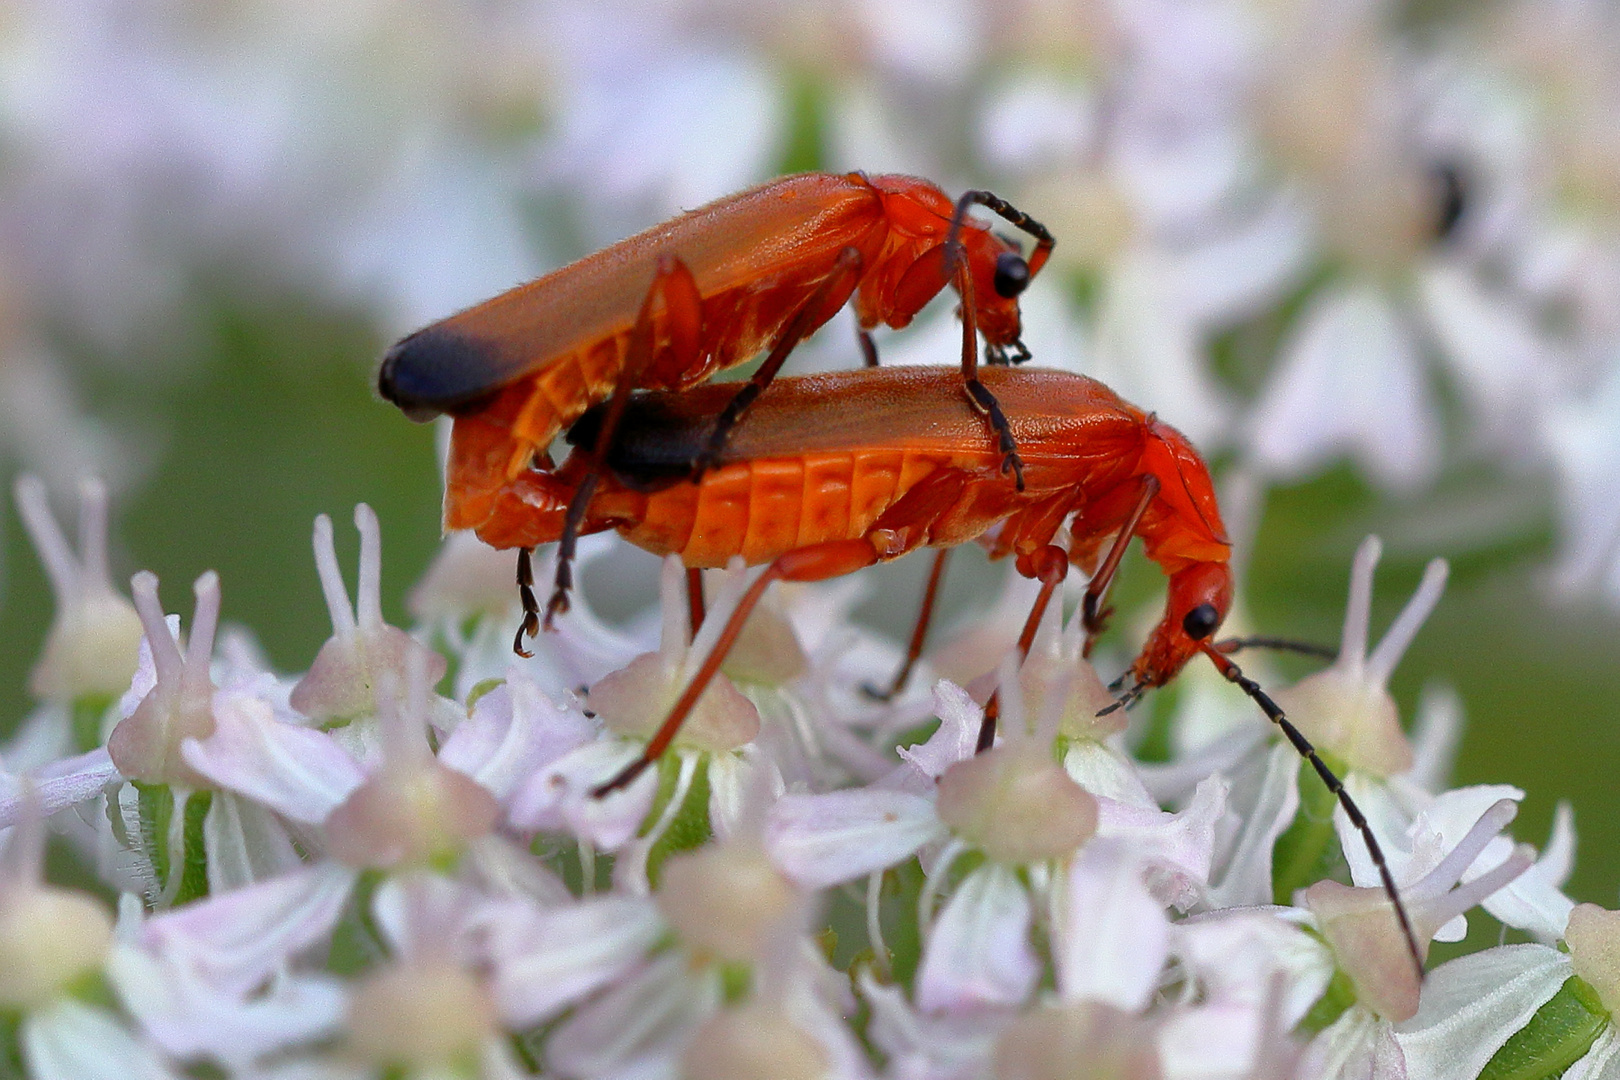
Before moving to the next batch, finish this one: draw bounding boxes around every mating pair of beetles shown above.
[378,171,1422,977]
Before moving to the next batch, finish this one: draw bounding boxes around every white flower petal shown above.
[1172,908,1335,1026]
[1054,840,1168,1012]
[182,690,364,824]
[140,862,357,995]
[1096,775,1228,909]
[486,894,665,1027]
[0,748,121,828]
[1174,195,1312,328]
[1062,740,1155,808]
[109,945,344,1067]
[545,952,720,1080]
[1157,1001,1268,1080]
[1300,1005,1406,1080]
[1092,247,1230,448]
[1406,685,1463,796]
[461,835,573,906]
[917,864,1037,1014]
[1394,944,1571,1080]
[765,789,945,888]
[1210,742,1301,908]
[1334,776,1440,889]
[201,791,303,893]
[22,1000,179,1080]
[507,739,657,850]
[892,681,981,785]
[858,969,1001,1080]
[706,746,783,843]
[369,875,486,962]
[1481,802,1578,942]
[438,673,594,803]
[1250,281,1440,492]
[1418,262,1554,452]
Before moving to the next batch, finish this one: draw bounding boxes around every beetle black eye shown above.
[1182,603,1220,641]
[993,252,1030,298]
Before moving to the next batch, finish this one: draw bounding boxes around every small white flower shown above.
[289,505,448,730]
[106,570,221,789]
[0,796,176,1080]
[1274,536,1447,779]
[12,475,142,726]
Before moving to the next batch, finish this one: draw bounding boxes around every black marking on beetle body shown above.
[566,393,716,492]
[377,326,509,420]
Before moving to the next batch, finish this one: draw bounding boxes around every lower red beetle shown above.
[473,363,1428,983]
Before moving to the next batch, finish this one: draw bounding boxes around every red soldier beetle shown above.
[483,363,1425,983]
[376,172,1054,649]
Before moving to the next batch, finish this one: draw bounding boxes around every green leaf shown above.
[644,755,714,887]
[134,783,212,905]
[1300,966,1358,1033]
[1271,757,1349,904]
[1479,976,1610,1080]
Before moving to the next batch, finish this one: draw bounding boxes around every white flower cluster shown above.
[0,472,1605,1080]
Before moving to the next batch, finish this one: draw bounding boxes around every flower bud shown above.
[992,1001,1162,1080]
[680,1002,828,1080]
[346,959,497,1067]
[0,888,114,1010]
[15,476,143,705]
[656,843,800,965]
[107,571,219,787]
[1566,904,1620,1016]
[325,760,499,870]
[937,744,1098,865]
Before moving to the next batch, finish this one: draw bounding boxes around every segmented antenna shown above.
[944,190,1056,278]
[1196,641,1426,986]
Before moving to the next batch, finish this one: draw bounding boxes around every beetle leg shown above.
[538,256,703,638]
[513,547,540,657]
[593,537,881,797]
[946,240,1026,492]
[686,566,706,635]
[693,247,865,479]
[858,328,880,368]
[976,543,1069,752]
[864,547,950,701]
[1078,475,1160,654]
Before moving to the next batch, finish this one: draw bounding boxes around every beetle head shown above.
[961,227,1031,349]
[1129,561,1233,689]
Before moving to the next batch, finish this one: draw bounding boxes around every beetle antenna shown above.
[1215,636,1338,661]
[1195,641,1426,987]
[946,190,1056,279]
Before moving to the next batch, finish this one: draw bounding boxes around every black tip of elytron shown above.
[377,325,507,420]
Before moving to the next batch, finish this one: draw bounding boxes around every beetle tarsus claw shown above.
[542,590,570,633]
[1002,449,1026,491]
[512,612,539,658]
